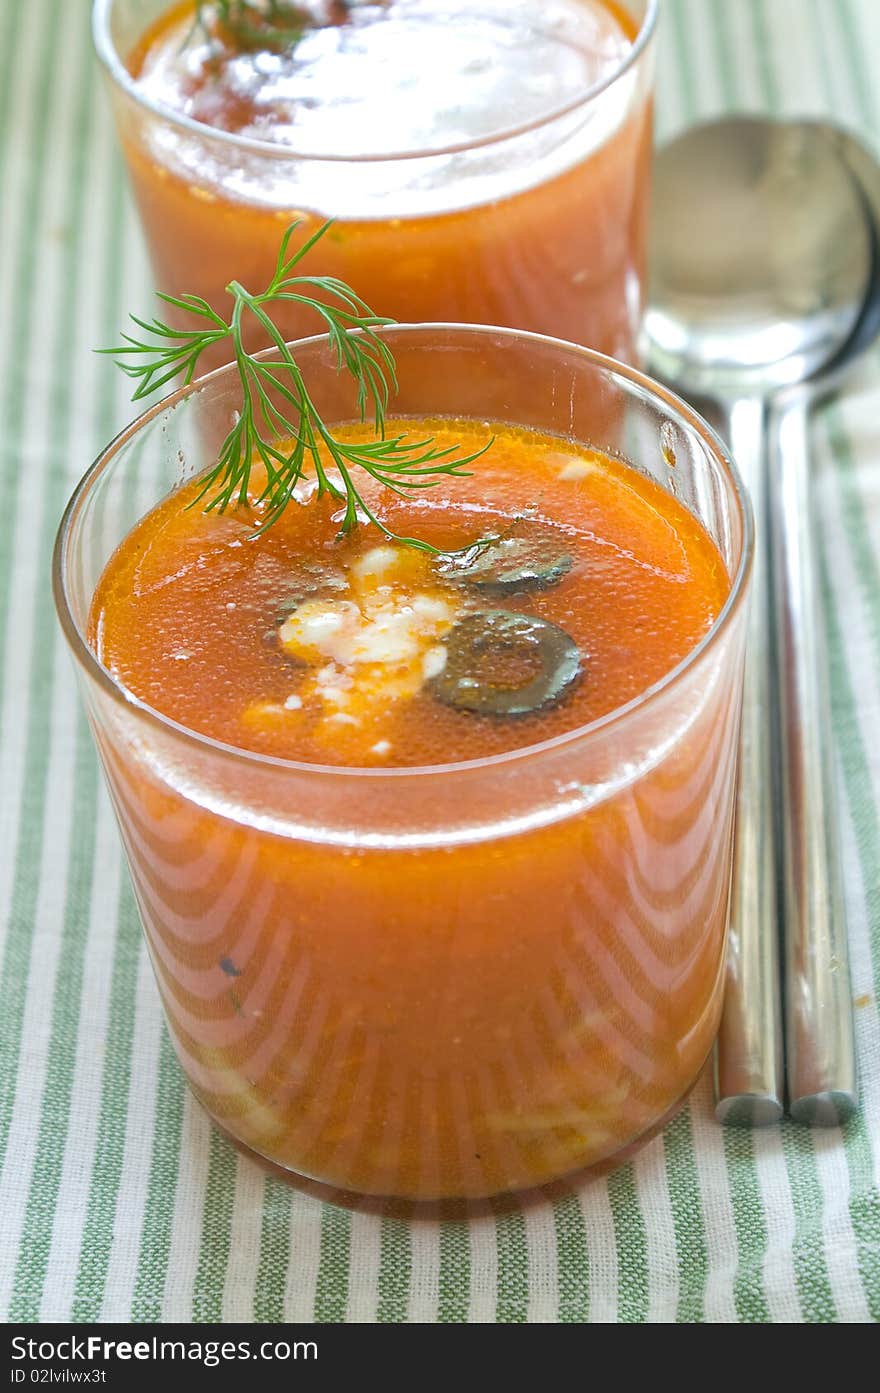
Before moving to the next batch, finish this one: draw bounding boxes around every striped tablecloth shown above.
[1,0,879,1324]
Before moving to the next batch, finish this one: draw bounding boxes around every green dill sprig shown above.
[101,220,492,549]
[196,2,305,52]
[193,2,357,54]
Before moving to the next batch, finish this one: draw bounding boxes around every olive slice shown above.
[273,561,347,623]
[438,535,573,595]
[430,610,582,716]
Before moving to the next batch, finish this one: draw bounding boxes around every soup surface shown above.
[131,0,635,162]
[90,419,728,768]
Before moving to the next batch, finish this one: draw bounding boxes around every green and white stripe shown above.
[0,0,878,1323]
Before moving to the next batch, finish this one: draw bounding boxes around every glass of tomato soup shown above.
[54,326,751,1204]
[93,0,656,367]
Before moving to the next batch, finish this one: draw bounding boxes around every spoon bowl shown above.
[645,116,872,397]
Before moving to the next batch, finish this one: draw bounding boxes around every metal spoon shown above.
[769,124,880,1125]
[645,116,873,1126]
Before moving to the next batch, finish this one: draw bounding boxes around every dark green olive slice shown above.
[438,535,572,595]
[430,610,582,716]
[274,561,346,623]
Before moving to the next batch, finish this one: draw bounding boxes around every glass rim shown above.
[91,0,659,165]
[53,321,753,783]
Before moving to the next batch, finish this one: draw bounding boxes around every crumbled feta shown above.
[350,545,401,580]
[557,456,600,481]
[422,644,448,680]
[275,542,460,735]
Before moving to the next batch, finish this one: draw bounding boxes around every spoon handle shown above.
[770,394,858,1125]
[714,398,785,1125]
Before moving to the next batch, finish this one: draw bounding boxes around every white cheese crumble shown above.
[422,644,448,680]
[557,457,600,481]
[269,543,460,738]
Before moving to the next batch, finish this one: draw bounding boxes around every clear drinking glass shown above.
[54,325,752,1205]
[93,0,657,368]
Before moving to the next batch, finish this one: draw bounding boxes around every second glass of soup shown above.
[94,0,656,367]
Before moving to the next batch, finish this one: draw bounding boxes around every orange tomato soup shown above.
[87,421,739,1200]
[114,0,652,366]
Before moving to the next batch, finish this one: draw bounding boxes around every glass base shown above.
[206,1065,707,1220]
